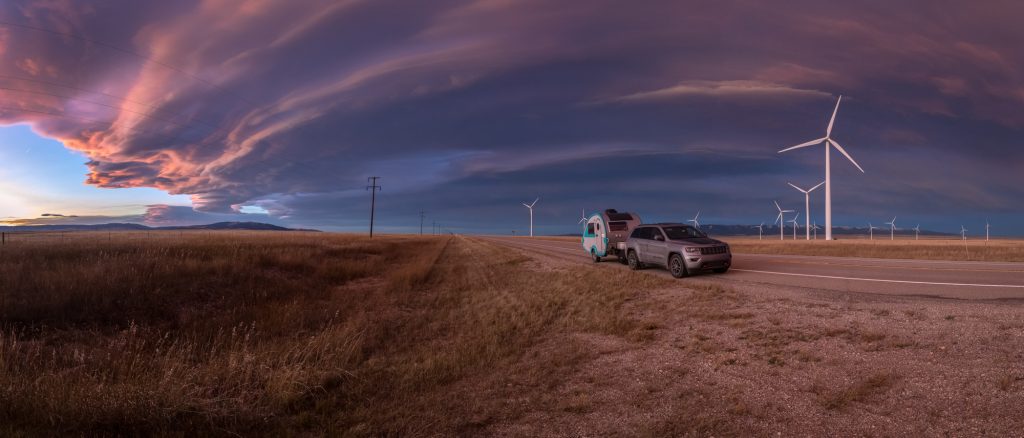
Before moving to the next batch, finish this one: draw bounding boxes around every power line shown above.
[366,177,381,238]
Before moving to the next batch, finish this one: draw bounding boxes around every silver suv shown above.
[624,224,731,278]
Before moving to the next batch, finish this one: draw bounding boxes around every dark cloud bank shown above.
[0,0,1022,234]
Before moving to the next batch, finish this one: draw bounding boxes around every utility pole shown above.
[420,210,426,235]
[366,177,381,238]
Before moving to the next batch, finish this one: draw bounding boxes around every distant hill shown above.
[0,222,317,232]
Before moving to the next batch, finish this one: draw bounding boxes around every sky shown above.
[0,0,1021,235]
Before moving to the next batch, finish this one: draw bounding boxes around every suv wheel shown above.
[591,249,602,263]
[669,254,688,278]
[627,251,642,270]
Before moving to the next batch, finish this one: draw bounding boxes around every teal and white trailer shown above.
[582,209,642,263]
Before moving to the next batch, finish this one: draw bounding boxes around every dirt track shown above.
[474,236,1024,436]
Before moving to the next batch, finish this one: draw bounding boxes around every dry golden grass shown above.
[722,236,1024,262]
[0,231,668,435]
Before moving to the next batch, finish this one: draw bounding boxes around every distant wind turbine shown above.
[522,197,539,237]
[788,213,800,240]
[788,181,825,240]
[913,224,921,240]
[578,208,587,225]
[774,201,794,241]
[986,220,990,241]
[688,211,701,230]
[885,216,896,241]
[812,222,821,240]
[868,223,878,240]
[755,222,765,240]
[961,225,967,241]
[778,95,865,241]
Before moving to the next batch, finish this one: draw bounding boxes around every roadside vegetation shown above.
[0,232,667,435]
[722,237,1024,262]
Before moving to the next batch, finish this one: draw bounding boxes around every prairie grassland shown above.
[0,231,667,435]
[722,236,1024,262]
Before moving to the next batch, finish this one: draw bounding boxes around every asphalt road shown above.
[479,236,1024,300]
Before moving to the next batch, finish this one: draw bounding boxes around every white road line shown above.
[731,269,1024,288]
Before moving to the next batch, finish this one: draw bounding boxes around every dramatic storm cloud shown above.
[0,0,1022,233]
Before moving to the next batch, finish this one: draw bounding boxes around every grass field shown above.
[0,231,666,435]
[527,235,1024,262]
[720,236,1024,262]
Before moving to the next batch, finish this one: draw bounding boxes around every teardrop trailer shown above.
[581,209,642,263]
[583,210,733,277]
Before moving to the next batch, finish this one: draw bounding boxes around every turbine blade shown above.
[787,182,806,193]
[774,200,782,211]
[828,139,865,173]
[826,95,842,137]
[809,181,825,192]
[778,137,827,153]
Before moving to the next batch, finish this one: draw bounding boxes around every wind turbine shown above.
[755,222,765,240]
[788,181,825,240]
[961,225,967,241]
[812,222,821,240]
[986,220,990,241]
[868,223,878,240]
[885,217,896,241]
[522,198,539,237]
[578,209,587,225]
[788,213,800,240]
[688,211,701,230]
[778,95,865,241]
[913,224,921,240]
[774,201,794,241]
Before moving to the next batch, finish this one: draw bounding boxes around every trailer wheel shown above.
[617,253,628,265]
[591,249,602,263]
[627,251,642,270]
[669,254,688,278]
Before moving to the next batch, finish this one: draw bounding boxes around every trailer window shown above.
[586,223,596,236]
[608,221,628,231]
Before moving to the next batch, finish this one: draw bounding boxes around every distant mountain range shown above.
[0,222,318,232]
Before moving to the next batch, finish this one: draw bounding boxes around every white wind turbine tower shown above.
[755,222,765,240]
[913,224,921,240]
[812,222,821,240]
[788,181,824,240]
[774,201,794,241]
[986,220,990,241]
[778,95,865,241]
[868,222,878,240]
[961,225,967,241]
[788,213,800,240]
[688,211,701,230]
[522,198,539,237]
[885,217,896,240]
